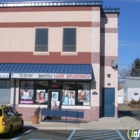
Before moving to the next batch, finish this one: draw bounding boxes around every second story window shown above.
[63,28,76,52]
[35,28,48,52]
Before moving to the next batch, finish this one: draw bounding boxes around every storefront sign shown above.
[0,73,9,78]
[11,73,92,80]
[20,100,33,104]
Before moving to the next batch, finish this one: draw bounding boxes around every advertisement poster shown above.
[19,81,34,104]
[36,90,46,103]
[68,91,75,105]
[62,90,75,105]
[51,92,59,101]
[62,95,69,105]
[78,90,90,102]
[51,100,60,109]
[45,92,48,101]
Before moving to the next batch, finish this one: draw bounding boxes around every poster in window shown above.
[62,90,75,105]
[51,100,60,109]
[51,92,59,101]
[19,81,34,104]
[68,91,75,105]
[36,90,46,103]
[78,90,90,102]
[45,92,48,101]
[62,95,69,105]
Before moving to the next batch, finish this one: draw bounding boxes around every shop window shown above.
[62,82,76,105]
[63,28,76,52]
[62,82,90,106]
[19,81,34,104]
[63,82,76,90]
[76,82,90,106]
[35,28,48,52]
[34,81,49,104]
[35,81,48,89]
[49,81,62,89]
[0,80,10,104]
[19,80,90,106]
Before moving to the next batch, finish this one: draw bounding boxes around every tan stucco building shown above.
[0,0,120,121]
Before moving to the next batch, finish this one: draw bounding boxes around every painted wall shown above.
[0,27,92,53]
[100,13,119,117]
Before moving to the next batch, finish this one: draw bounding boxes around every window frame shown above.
[35,28,49,52]
[63,28,77,52]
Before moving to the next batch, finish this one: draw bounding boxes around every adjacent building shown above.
[0,0,120,121]
[124,77,140,102]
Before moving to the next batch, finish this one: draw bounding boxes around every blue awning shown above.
[0,63,92,80]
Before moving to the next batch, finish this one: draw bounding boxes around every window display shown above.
[19,81,34,104]
[51,92,59,101]
[78,90,90,102]
[62,90,75,105]
[36,90,45,103]
[51,100,60,109]
[19,80,90,106]
[77,82,90,105]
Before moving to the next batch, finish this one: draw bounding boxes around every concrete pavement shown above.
[24,116,140,130]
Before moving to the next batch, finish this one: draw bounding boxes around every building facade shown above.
[0,0,120,121]
[124,77,140,102]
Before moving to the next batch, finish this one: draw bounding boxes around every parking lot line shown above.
[116,130,125,140]
[74,130,116,136]
[72,131,119,139]
[11,129,35,140]
[67,130,76,140]
[72,134,119,140]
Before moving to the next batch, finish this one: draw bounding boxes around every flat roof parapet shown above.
[103,7,120,14]
[0,0,103,7]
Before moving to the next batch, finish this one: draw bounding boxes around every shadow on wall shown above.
[99,13,108,118]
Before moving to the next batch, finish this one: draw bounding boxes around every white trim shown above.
[18,104,48,108]
[33,52,49,55]
[18,104,90,109]
[11,73,92,79]
[0,73,9,78]
[62,106,90,109]
[61,52,78,56]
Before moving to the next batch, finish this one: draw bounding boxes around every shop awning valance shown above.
[0,63,92,80]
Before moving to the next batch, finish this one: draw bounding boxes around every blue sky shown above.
[103,0,140,70]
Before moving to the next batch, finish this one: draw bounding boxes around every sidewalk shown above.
[24,116,140,130]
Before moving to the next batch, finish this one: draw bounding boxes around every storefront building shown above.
[0,0,120,121]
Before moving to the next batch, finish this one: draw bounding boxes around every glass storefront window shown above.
[19,81,34,104]
[19,80,90,106]
[0,80,10,104]
[49,81,62,89]
[35,81,49,104]
[77,82,90,106]
[35,81,48,89]
[63,82,76,90]
[62,82,76,106]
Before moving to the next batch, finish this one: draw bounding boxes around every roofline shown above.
[0,0,103,7]
[102,7,120,15]
[125,77,140,80]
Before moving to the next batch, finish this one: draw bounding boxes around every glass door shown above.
[48,90,61,109]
